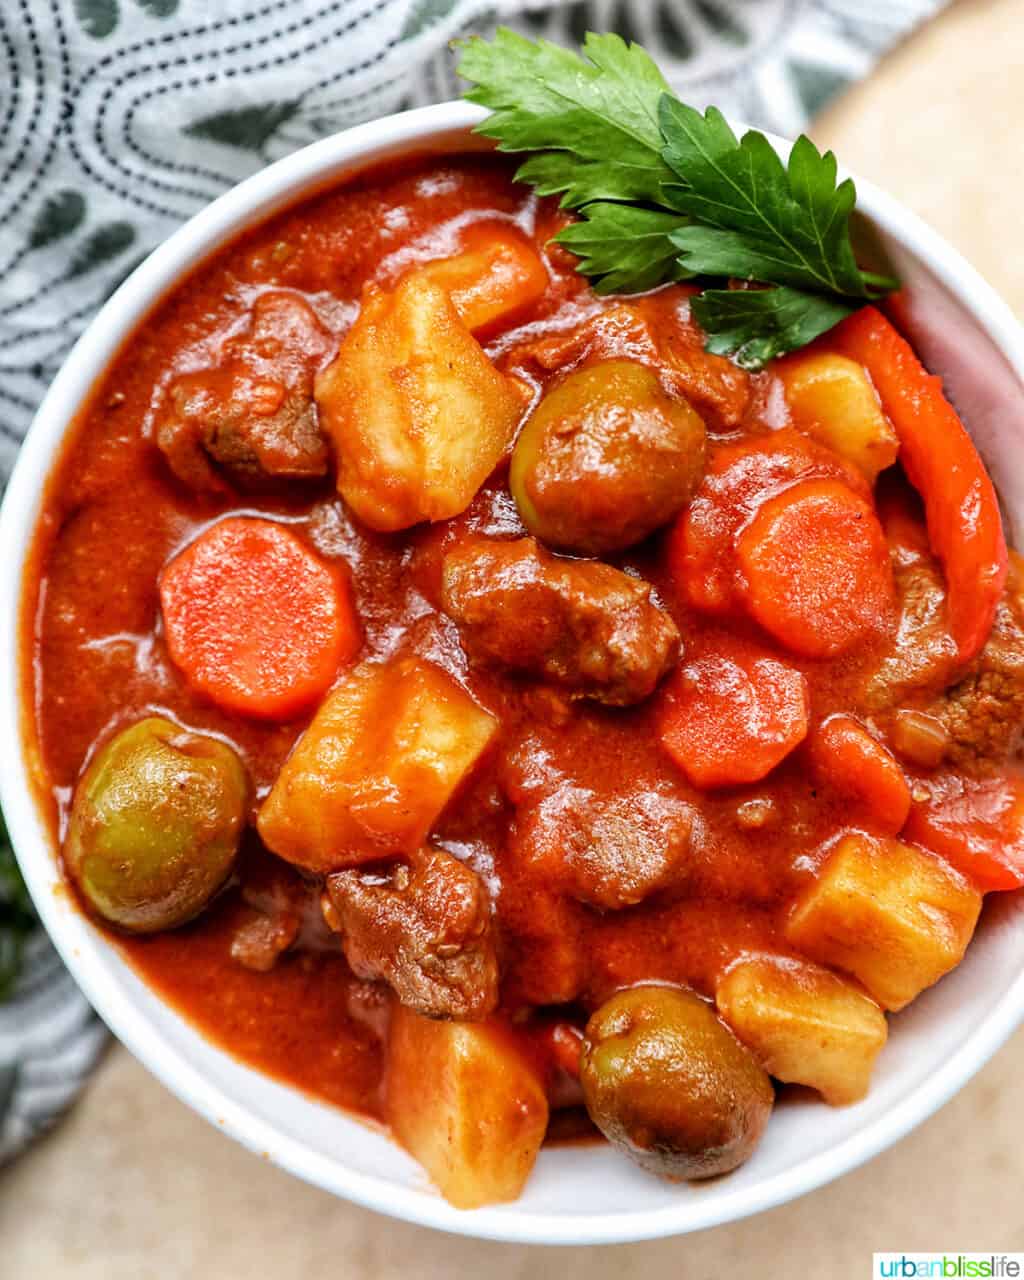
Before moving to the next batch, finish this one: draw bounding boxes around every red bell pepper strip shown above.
[827,306,1007,663]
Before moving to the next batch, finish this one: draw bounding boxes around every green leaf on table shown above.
[184,101,302,153]
[556,203,695,294]
[457,29,676,206]
[692,285,855,369]
[74,0,119,37]
[28,191,87,251]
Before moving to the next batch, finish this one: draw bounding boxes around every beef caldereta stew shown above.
[22,127,1024,1206]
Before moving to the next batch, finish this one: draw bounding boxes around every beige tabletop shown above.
[4,1,1024,1273]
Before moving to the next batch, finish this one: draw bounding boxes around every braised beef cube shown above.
[495,881,587,1007]
[441,537,680,706]
[863,509,959,710]
[230,910,301,973]
[517,782,694,910]
[157,292,335,490]
[324,844,499,1020]
[228,850,316,973]
[930,554,1024,767]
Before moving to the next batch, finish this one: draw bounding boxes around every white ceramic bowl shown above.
[4,101,1024,1246]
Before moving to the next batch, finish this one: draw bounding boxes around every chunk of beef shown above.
[516,782,694,910]
[930,554,1024,769]
[508,301,750,431]
[441,537,680,706]
[157,292,335,490]
[495,881,587,1007]
[323,844,498,1020]
[862,510,958,711]
[228,853,315,973]
[230,910,301,973]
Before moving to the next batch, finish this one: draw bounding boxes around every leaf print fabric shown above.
[185,102,305,154]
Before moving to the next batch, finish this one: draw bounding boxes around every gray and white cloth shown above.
[0,0,945,1164]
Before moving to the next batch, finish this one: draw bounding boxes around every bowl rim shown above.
[4,98,1024,1246]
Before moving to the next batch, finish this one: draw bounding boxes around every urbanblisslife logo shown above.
[874,1256,1024,1278]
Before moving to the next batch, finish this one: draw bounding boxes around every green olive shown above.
[64,717,250,933]
[580,985,773,1181]
[510,359,707,554]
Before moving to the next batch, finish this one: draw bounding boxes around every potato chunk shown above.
[778,352,899,481]
[785,833,981,1011]
[387,1006,549,1208]
[716,957,888,1104]
[415,224,548,333]
[257,658,497,872]
[315,276,526,530]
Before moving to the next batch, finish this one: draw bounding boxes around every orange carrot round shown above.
[905,772,1024,892]
[660,643,809,789]
[160,516,359,719]
[736,478,894,659]
[668,429,868,616]
[807,714,911,834]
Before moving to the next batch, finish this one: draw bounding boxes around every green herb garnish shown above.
[0,811,35,1002]
[457,29,897,368]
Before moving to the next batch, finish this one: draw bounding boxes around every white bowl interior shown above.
[3,103,1024,1245]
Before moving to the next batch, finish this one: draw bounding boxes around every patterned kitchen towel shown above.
[0,0,946,1164]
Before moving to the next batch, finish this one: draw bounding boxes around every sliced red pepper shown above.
[905,772,1024,893]
[828,306,1007,663]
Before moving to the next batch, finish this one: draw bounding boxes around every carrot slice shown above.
[807,714,911,834]
[160,516,358,719]
[667,428,868,616]
[905,771,1024,892]
[736,478,895,658]
[660,643,809,789]
[828,306,1008,663]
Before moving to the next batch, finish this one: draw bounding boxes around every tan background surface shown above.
[3,0,1024,1273]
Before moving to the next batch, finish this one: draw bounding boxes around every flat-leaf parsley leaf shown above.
[456,30,898,366]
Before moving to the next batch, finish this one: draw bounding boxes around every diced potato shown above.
[785,833,981,1011]
[716,956,887,1105]
[778,352,899,480]
[387,1005,549,1209]
[415,224,548,333]
[315,276,527,531]
[257,657,497,872]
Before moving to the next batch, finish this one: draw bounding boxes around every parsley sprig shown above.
[457,29,897,367]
